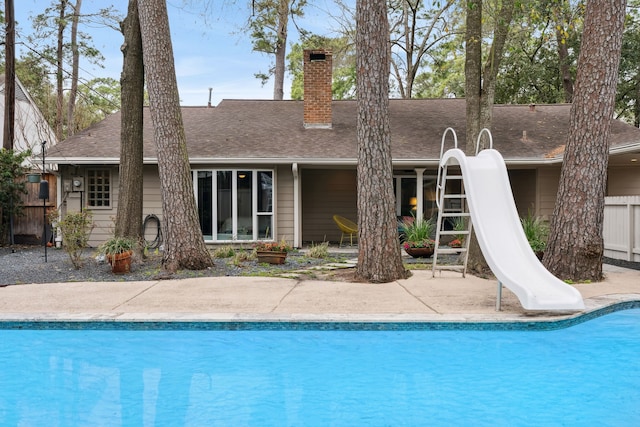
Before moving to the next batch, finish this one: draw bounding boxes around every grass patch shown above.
[212,246,236,258]
[307,242,330,258]
[404,262,433,270]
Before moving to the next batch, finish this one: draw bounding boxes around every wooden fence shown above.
[603,196,640,262]
[13,173,57,244]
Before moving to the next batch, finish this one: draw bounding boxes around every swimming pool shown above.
[1,308,638,426]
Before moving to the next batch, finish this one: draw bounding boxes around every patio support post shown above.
[415,168,426,220]
[292,163,301,248]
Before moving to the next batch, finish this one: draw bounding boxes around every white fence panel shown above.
[603,196,640,262]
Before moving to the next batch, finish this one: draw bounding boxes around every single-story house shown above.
[46,50,640,248]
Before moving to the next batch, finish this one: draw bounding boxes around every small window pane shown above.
[257,171,273,213]
[217,171,232,240]
[87,170,110,208]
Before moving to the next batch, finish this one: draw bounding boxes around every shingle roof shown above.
[47,98,640,165]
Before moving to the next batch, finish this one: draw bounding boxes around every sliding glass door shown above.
[195,169,274,242]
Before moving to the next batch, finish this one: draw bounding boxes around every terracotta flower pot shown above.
[109,250,133,274]
[256,250,287,264]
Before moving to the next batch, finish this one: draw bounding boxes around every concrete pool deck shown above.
[0,263,638,324]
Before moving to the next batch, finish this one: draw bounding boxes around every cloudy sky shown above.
[13,0,348,106]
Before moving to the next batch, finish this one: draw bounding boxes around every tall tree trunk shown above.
[464,0,514,273]
[115,0,144,242]
[138,0,213,272]
[463,0,485,273]
[55,0,67,141]
[479,1,513,134]
[66,0,81,137]
[544,0,626,282]
[556,29,574,103]
[464,0,482,154]
[272,0,288,100]
[634,70,640,128]
[355,0,408,283]
[3,0,15,150]
[553,2,575,103]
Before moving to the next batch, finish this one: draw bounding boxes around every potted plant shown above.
[520,213,548,260]
[254,238,293,264]
[99,236,137,274]
[401,216,435,258]
[449,216,467,249]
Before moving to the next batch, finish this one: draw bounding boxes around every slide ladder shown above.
[431,128,584,311]
[432,128,473,277]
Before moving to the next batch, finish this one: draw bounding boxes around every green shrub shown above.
[51,210,94,269]
[0,149,30,244]
[452,216,467,242]
[401,215,435,248]
[307,241,330,258]
[98,236,137,256]
[232,250,252,266]
[521,212,548,253]
[212,246,236,258]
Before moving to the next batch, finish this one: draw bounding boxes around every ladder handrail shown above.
[436,127,458,209]
[475,127,494,155]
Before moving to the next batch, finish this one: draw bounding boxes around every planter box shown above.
[404,247,434,258]
[256,251,287,264]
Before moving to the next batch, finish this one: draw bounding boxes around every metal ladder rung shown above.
[438,230,469,236]
[433,264,466,271]
[441,212,470,218]
[436,248,467,254]
[445,175,463,180]
[443,194,466,199]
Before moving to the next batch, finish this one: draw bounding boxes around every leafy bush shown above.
[50,210,94,269]
[521,212,549,253]
[401,215,435,248]
[212,246,236,258]
[452,216,467,242]
[0,149,30,244]
[98,236,137,256]
[254,238,293,253]
[307,241,329,258]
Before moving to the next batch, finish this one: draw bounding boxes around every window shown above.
[393,174,439,220]
[87,169,111,207]
[195,169,274,241]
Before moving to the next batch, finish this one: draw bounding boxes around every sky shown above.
[13,0,349,106]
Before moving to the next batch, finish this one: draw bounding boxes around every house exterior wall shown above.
[59,164,295,248]
[57,165,116,248]
[508,169,537,218]
[301,168,357,243]
[535,166,561,219]
[56,161,636,250]
[275,165,294,243]
[608,166,640,196]
[57,164,162,248]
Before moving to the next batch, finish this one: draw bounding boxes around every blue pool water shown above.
[1,309,639,426]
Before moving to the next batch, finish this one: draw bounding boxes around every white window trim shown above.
[86,168,112,209]
[193,168,275,242]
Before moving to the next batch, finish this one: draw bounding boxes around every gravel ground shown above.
[0,245,353,286]
[0,244,471,286]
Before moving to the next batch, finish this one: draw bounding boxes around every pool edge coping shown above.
[0,295,638,331]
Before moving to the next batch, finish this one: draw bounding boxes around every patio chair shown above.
[333,215,358,247]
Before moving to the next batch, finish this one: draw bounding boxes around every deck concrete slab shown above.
[114,277,296,313]
[273,280,437,315]
[0,264,637,323]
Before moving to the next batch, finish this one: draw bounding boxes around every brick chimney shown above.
[303,49,332,129]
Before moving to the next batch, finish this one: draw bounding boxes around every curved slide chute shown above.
[441,148,585,311]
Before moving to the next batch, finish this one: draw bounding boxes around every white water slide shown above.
[440,145,585,311]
